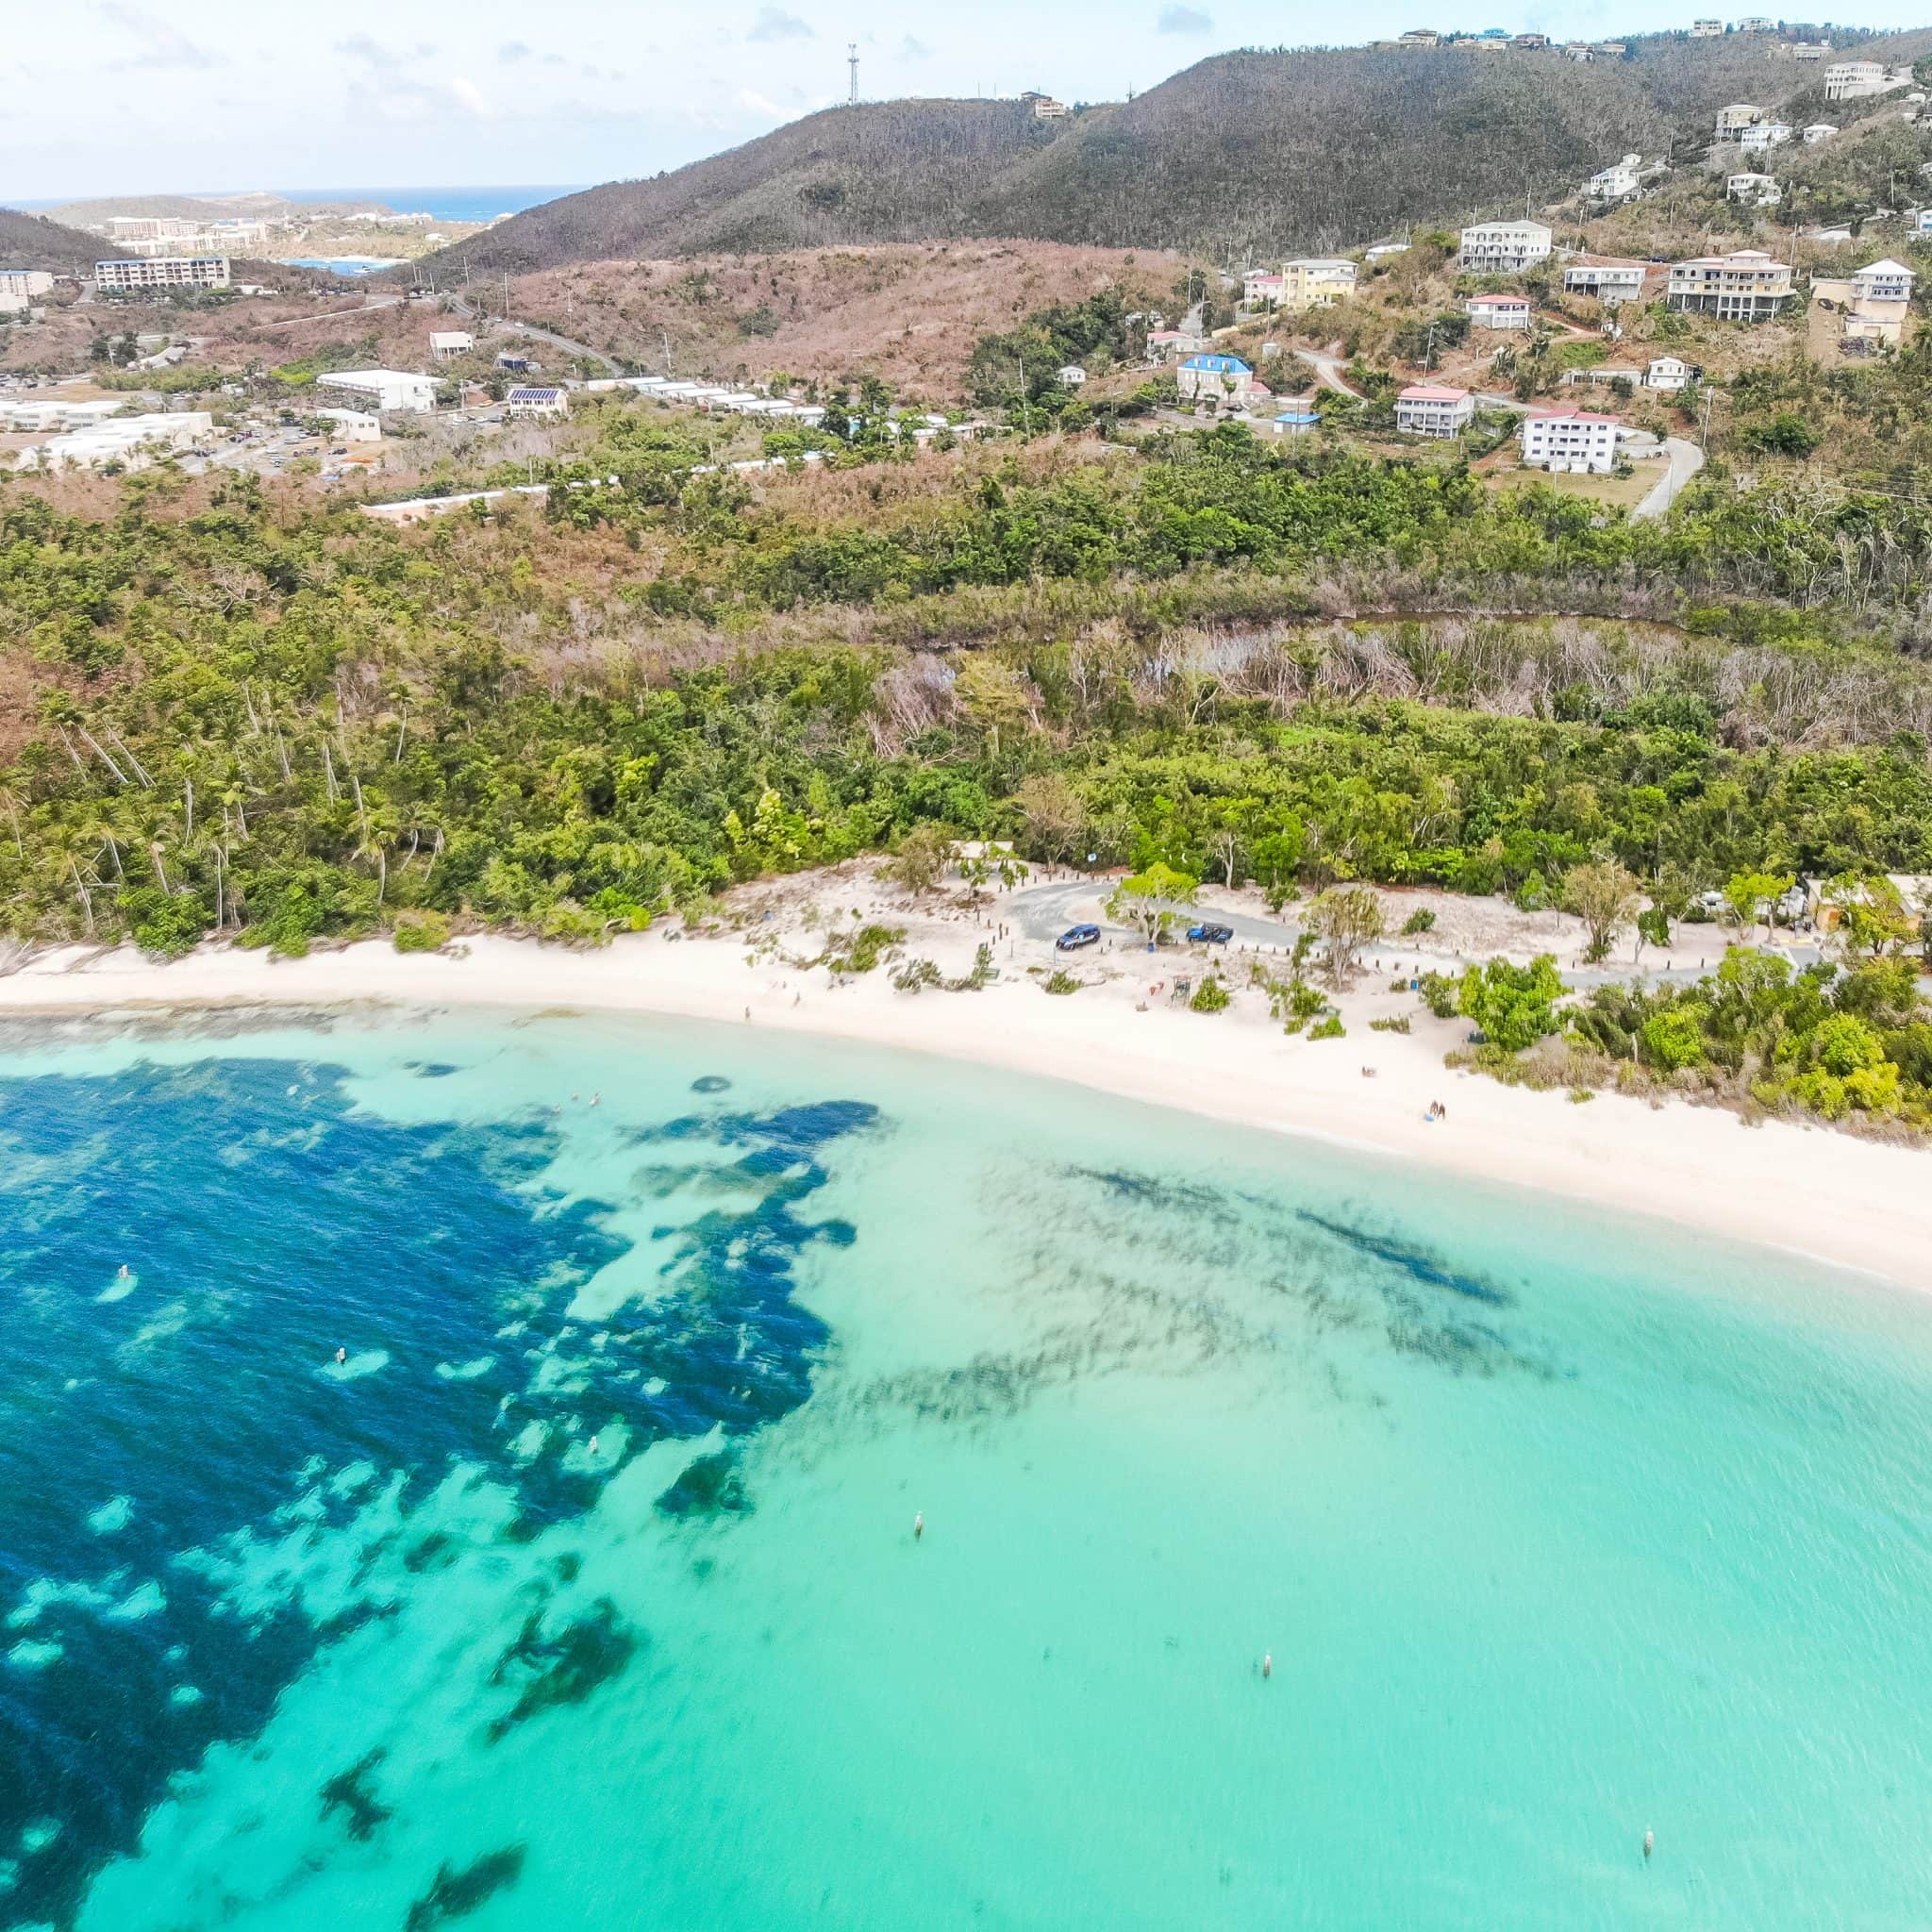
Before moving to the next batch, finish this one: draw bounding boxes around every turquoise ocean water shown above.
[1,1007,1929,1929]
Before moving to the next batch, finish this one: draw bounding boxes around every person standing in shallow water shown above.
[913,1511,924,1541]
[334,1346,346,1365]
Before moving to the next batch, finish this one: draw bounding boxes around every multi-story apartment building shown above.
[1394,384,1474,438]
[1563,258,1646,304]
[1712,103,1763,142]
[94,257,231,293]
[1278,258,1358,308]
[1824,60,1908,101]
[1520,408,1622,474]
[1458,220,1552,273]
[1666,249,1793,321]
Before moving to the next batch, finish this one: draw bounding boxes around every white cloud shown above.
[901,35,930,58]
[748,8,813,42]
[450,75,493,116]
[98,2,223,71]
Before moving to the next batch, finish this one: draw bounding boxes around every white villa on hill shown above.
[1459,221,1553,273]
[1395,383,1474,437]
[1521,408,1621,474]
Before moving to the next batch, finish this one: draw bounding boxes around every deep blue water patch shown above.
[690,1075,731,1094]
[0,1058,875,1929]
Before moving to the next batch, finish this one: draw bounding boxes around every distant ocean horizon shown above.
[18,186,581,224]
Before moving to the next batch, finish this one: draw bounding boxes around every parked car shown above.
[1188,923,1235,945]
[1056,924,1102,951]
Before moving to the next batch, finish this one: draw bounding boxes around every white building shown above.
[1467,293,1532,328]
[1647,356,1691,391]
[1056,364,1087,387]
[429,331,475,358]
[312,408,381,442]
[94,257,230,293]
[13,411,213,473]
[1690,18,1724,36]
[1588,155,1643,198]
[1824,60,1909,102]
[1564,258,1646,304]
[1667,249,1793,321]
[1520,408,1621,473]
[1812,257,1919,348]
[1242,270,1284,307]
[1459,220,1552,273]
[1024,92,1069,118]
[1727,173,1784,207]
[1394,383,1474,437]
[0,271,54,300]
[1736,15,1774,30]
[1712,103,1763,142]
[1738,121,1793,153]
[0,397,127,433]
[507,384,570,418]
[1910,208,1932,236]
[316,370,439,413]
[1803,123,1839,143]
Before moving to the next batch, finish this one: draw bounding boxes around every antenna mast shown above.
[848,43,859,106]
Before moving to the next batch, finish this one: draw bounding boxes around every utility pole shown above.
[1016,356,1033,437]
[848,43,859,106]
[502,271,510,323]
[661,327,674,376]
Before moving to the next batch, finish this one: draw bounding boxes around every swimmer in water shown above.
[589,1434,599,1456]
[1262,1653,1273,1679]
[335,1346,347,1365]
[1643,1830,1654,1864]
[117,1264,131,1279]
[913,1511,924,1541]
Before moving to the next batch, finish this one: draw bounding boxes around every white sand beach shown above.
[0,870,1923,1292]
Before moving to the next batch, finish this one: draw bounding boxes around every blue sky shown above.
[7,0,1929,202]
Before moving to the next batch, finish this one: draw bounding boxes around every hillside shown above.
[425,100,1063,276]
[0,208,124,274]
[43,190,296,227]
[422,29,1932,276]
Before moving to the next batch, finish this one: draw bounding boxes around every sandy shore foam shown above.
[0,899,1923,1293]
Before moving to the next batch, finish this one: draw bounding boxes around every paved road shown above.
[452,295,621,375]
[252,295,404,334]
[1633,435,1706,520]
[1292,345,1361,398]
[1002,874,1819,991]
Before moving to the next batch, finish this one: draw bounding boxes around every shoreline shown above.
[0,912,1925,1294]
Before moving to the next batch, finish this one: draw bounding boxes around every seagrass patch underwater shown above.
[1,1008,1929,1931]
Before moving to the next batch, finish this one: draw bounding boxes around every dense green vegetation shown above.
[8,427,1932,964]
[1454,948,1932,1133]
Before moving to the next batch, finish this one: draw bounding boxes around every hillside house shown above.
[429,331,474,358]
[1812,257,1918,348]
[1024,92,1070,118]
[1398,28,1440,46]
[1739,121,1793,152]
[1712,103,1763,142]
[507,385,569,419]
[1241,270,1285,307]
[1736,15,1774,31]
[1824,60,1909,101]
[1279,258,1358,308]
[1145,329,1205,360]
[1564,258,1646,303]
[1459,220,1552,272]
[1467,293,1532,329]
[1395,383,1474,437]
[1667,249,1793,321]
[1647,356,1691,391]
[1589,155,1643,198]
[1520,408,1621,473]
[1910,208,1932,235]
[1562,42,1593,60]
[1727,173,1784,207]
[1789,40,1830,58]
[1364,242,1411,260]
[1511,32,1548,47]
[1177,352,1255,406]
[1690,18,1724,35]
[1057,365,1087,387]
[1595,40,1628,54]
[0,271,53,299]
[1803,123,1838,142]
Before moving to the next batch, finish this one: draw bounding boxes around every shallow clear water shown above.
[1,1008,1929,1930]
